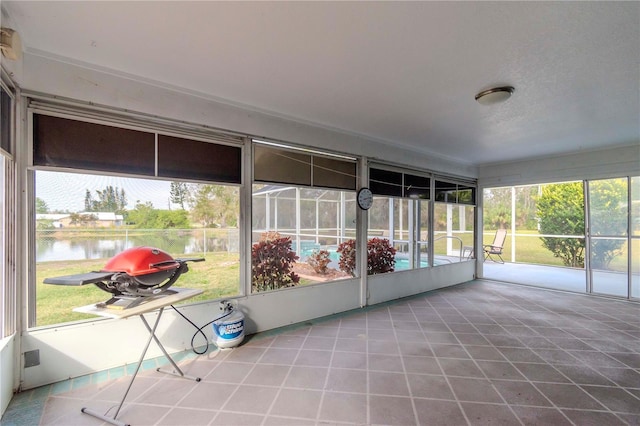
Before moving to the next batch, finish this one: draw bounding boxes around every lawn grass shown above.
[432,229,629,269]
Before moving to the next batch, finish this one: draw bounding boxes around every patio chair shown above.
[484,229,507,263]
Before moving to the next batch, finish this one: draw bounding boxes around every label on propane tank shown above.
[217,320,244,339]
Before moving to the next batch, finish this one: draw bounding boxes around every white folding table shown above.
[73,287,203,426]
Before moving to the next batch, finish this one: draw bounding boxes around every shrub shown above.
[337,239,357,276]
[308,249,331,274]
[337,238,397,276]
[536,179,627,269]
[367,237,397,274]
[251,232,299,292]
[536,183,585,267]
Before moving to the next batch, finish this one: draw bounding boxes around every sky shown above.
[36,170,173,213]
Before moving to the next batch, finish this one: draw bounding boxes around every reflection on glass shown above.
[591,239,628,297]
[589,178,628,237]
[631,238,639,299]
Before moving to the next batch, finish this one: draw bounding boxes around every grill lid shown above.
[101,246,180,277]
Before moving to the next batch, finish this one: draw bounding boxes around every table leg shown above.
[139,312,201,382]
[81,307,195,426]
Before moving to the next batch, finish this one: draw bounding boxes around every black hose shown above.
[171,304,233,355]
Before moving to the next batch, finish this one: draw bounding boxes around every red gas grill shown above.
[44,246,204,309]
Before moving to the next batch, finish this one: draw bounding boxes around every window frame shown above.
[27,104,246,328]
[368,164,477,271]
[251,141,360,293]
[1,77,16,338]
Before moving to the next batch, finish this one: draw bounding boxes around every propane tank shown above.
[212,301,245,349]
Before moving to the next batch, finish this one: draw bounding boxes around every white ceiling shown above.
[3,1,639,166]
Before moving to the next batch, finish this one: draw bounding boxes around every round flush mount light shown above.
[475,86,515,106]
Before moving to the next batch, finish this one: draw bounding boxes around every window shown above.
[0,157,7,337]
[432,179,476,264]
[253,143,356,190]
[632,176,640,299]
[1,83,15,338]
[369,196,429,271]
[31,112,243,326]
[433,203,475,263]
[369,168,476,270]
[1,85,11,154]
[251,142,357,292]
[483,179,638,299]
[34,172,241,327]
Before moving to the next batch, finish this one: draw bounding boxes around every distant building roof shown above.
[36,213,69,221]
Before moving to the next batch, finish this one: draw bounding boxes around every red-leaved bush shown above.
[337,239,357,276]
[251,232,300,292]
[307,249,331,275]
[366,237,397,274]
[337,238,396,276]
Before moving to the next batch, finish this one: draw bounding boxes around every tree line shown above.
[37,182,239,229]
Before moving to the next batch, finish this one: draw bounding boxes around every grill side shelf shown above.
[43,272,113,286]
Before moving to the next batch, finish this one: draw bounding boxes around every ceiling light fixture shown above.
[475,86,514,106]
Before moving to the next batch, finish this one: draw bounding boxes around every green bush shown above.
[537,180,627,269]
[536,182,585,267]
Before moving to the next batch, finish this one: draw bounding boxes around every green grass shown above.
[36,252,240,326]
[430,229,629,270]
[479,230,629,270]
[482,232,567,266]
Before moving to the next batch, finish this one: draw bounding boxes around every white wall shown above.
[368,262,475,306]
[478,144,640,188]
[0,335,15,416]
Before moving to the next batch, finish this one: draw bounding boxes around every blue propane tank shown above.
[213,304,245,349]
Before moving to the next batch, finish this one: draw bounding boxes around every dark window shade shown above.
[404,174,430,199]
[1,87,10,154]
[313,156,356,190]
[370,168,403,197]
[435,180,458,203]
[253,144,311,186]
[158,135,241,183]
[33,114,155,175]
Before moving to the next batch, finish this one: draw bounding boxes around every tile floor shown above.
[4,279,640,425]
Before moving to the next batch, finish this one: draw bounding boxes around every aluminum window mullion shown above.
[154,133,158,177]
[584,180,592,294]
[627,176,632,300]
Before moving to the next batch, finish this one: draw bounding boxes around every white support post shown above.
[296,187,301,256]
[447,204,453,255]
[511,186,516,262]
[315,198,319,244]
[265,194,270,231]
[340,192,346,243]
